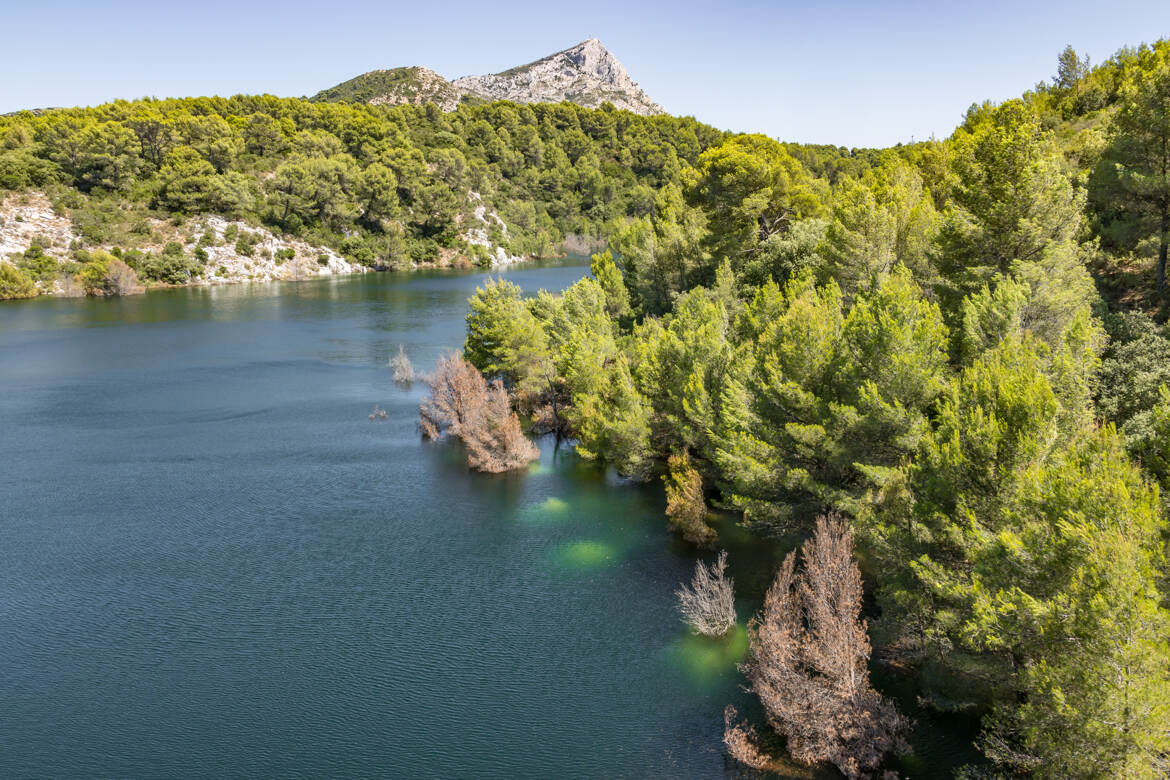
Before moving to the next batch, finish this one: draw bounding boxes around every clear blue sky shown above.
[4,0,1169,147]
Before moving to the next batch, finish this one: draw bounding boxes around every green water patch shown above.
[518,496,571,524]
[669,622,750,685]
[554,539,618,570]
[539,496,569,513]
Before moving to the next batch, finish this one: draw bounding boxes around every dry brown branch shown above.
[738,514,908,779]
[677,550,736,636]
[389,344,415,385]
[723,705,785,772]
[664,452,717,546]
[419,352,539,472]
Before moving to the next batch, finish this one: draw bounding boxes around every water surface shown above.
[0,262,974,777]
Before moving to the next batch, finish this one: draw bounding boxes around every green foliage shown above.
[589,250,630,320]
[234,231,258,257]
[690,134,827,264]
[1088,44,1170,291]
[610,183,709,313]
[463,277,553,400]
[716,267,948,526]
[0,94,726,269]
[135,242,201,284]
[936,100,1084,313]
[15,244,58,281]
[0,263,37,299]
[820,155,938,294]
[971,428,1170,777]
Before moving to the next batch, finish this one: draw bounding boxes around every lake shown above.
[0,259,975,778]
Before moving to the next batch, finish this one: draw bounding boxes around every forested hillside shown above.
[4,34,1170,775]
[0,96,724,297]
[454,40,1170,776]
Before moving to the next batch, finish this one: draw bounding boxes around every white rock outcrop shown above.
[453,38,663,115]
[0,193,366,291]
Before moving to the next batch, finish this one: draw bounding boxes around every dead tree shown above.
[728,514,907,779]
[419,352,538,473]
[677,550,736,637]
[389,345,415,385]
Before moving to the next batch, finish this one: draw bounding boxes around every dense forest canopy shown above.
[0,95,730,293]
[454,39,1170,777]
[5,35,1170,778]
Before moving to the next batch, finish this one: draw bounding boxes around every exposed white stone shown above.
[453,38,663,115]
[0,192,366,292]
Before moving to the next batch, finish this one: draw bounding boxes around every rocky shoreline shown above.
[0,192,534,298]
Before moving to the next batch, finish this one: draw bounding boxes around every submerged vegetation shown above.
[456,39,1170,777]
[6,26,1170,776]
[419,352,539,472]
[676,550,736,637]
[729,515,907,778]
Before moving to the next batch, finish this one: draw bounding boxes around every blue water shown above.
[0,261,976,778]
[0,262,773,778]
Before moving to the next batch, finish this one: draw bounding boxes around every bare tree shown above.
[677,550,736,637]
[419,352,539,473]
[728,514,907,779]
[389,344,415,385]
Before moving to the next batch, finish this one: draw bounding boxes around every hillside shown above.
[310,66,465,111]
[313,38,663,115]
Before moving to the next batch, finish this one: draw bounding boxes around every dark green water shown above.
[0,260,975,778]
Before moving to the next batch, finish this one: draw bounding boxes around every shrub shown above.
[103,257,143,295]
[317,254,330,266]
[234,231,257,257]
[16,245,58,281]
[390,344,415,385]
[138,243,199,284]
[0,263,37,299]
[676,550,736,636]
[77,252,111,294]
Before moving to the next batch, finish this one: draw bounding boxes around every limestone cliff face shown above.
[452,38,663,115]
[313,39,663,116]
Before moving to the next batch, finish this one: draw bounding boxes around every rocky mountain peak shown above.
[313,39,663,116]
[453,38,662,115]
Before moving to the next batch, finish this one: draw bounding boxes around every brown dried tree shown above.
[727,514,907,779]
[419,352,539,473]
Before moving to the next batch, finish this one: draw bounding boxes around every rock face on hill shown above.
[452,38,662,114]
[312,38,663,115]
[311,67,464,111]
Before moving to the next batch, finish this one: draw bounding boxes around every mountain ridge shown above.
[312,39,663,115]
